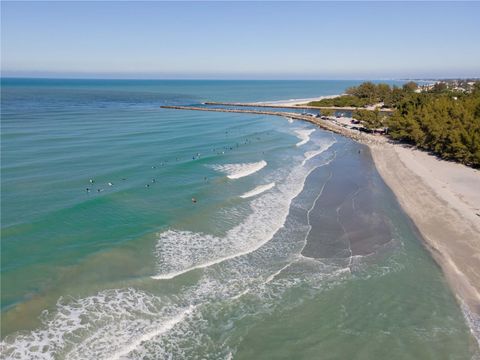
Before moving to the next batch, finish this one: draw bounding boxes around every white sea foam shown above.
[461,301,480,347]
[240,182,276,199]
[265,263,293,284]
[107,305,197,360]
[1,123,406,360]
[295,129,315,147]
[302,138,336,166]
[209,160,267,179]
[0,288,190,360]
[152,139,335,281]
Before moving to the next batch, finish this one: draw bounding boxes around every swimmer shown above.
[191,197,197,203]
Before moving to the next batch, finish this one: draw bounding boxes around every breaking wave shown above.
[302,137,336,166]
[0,288,195,360]
[152,141,335,281]
[295,129,315,147]
[2,133,377,360]
[209,160,267,179]
[240,182,276,199]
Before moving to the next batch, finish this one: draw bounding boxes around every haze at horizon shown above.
[2,1,480,79]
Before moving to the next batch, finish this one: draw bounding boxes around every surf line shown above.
[295,129,316,147]
[227,160,267,179]
[107,305,197,360]
[240,182,275,199]
[265,159,335,284]
[209,160,267,180]
[151,241,272,280]
[152,154,337,281]
[302,140,336,166]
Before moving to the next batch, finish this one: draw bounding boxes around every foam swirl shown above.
[295,129,315,147]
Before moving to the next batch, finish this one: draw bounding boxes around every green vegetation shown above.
[388,87,480,166]
[308,81,480,167]
[308,81,420,108]
[352,109,388,130]
[320,108,334,117]
[309,95,371,108]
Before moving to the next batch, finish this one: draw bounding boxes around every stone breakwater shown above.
[204,101,393,113]
[160,105,385,145]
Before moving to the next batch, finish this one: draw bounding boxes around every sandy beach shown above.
[170,100,480,344]
[369,142,480,341]
[258,94,341,107]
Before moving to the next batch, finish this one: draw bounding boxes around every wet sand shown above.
[162,102,480,344]
[369,142,480,341]
[302,142,392,262]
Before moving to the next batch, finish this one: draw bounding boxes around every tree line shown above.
[308,81,480,167]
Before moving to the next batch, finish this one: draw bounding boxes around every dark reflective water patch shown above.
[302,142,391,260]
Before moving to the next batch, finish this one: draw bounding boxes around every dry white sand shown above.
[369,142,480,328]
[258,94,341,107]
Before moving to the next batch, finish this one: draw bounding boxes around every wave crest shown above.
[240,182,276,199]
[209,160,267,179]
[153,143,335,280]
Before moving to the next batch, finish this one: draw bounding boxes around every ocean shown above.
[1,79,478,359]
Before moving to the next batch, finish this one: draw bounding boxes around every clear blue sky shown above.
[2,1,479,79]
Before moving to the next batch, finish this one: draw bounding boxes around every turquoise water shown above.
[1,79,477,358]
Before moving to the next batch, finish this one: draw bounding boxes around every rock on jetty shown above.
[160,105,385,144]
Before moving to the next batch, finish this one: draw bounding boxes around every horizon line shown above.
[3,76,478,82]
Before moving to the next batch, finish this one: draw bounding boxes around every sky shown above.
[1,1,480,79]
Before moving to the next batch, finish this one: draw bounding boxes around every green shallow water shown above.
[1,79,478,359]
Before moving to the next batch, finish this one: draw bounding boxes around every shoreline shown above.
[204,101,393,113]
[162,101,480,344]
[256,94,341,107]
[367,141,480,344]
